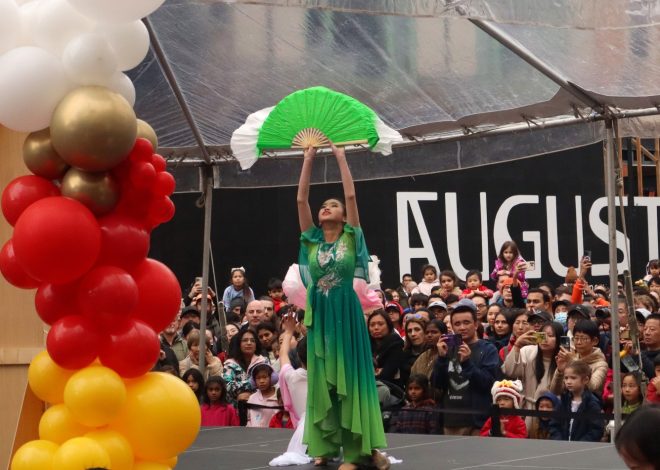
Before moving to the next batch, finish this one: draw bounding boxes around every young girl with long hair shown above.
[389,374,439,434]
[297,144,388,470]
[491,241,529,298]
[222,267,255,311]
[200,376,240,427]
[182,367,205,403]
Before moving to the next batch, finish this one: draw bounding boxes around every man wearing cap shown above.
[565,304,591,349]
[527,310,553,332]
[193,292,222,340]
[179,306,201,333]
[428,299,448,320]
[432,298,501,435]
[496,277,525,309]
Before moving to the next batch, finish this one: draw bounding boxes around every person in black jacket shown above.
[368,310,406,387]
[432,298,502,435]
[549,360,604,442]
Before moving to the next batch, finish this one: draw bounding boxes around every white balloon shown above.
[33,0,93,56]
[63,33,118,85]
[100,72,135,106]
[0,0,20,55]
[97,20,149,71]
[16,0,39,46]
[0,47,73,132]
[66,0,165,23]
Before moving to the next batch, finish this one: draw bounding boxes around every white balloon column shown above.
[0,1,202,469]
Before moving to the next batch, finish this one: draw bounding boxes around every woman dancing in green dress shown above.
[297,144,389,470]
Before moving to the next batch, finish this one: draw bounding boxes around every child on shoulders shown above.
[461,270,493,300]
[491,241,529,298]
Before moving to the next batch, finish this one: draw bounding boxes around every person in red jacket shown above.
[480,379,527,438]
[200,376,240,426]
[646,355,660,404]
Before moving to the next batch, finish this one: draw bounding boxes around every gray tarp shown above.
[131,0,660,188]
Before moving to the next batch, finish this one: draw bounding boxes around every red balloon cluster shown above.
[1,138,181,378]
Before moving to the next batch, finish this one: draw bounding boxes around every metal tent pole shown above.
[197,169,214,375]
[605,119,622,435]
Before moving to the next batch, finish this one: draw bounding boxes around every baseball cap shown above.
[528,310,553,323]
[552,300,570,312]
[567,304,591,320]
[635,308,652,322]
[428,300,448,310]
[385,302,403,314]
[452,298,477,314]
[180,306,200,318]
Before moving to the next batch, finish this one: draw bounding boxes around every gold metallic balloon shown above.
[50,86,137,172]
[61,168,119,216]
[137,119,158,152]
[23,128,69,179]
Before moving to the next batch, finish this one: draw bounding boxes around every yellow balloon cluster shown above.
[15,352,201,470]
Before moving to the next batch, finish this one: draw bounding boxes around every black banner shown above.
[151,143,659,296]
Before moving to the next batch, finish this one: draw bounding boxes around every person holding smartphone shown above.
[432,298,501,436]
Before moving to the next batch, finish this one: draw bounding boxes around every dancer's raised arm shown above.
[332,144,359,227]
[297,147,315,232]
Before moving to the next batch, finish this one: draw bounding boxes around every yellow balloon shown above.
[51,437,111,470]
[23,128,69,179]
[28,350,75,404]
[39,404,90,444]
[10,439,58,470]
[64,365,127,427]
[61,168,119,216]
[137,119,158,152]
[133,462,171,470]
[50,86,137,172]
[157,456,177,467]
[86,429,134,470]
[112,372,201,460]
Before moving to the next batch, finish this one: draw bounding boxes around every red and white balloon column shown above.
[0,1,200,469]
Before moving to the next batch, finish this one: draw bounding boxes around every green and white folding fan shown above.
[230,86,402,170]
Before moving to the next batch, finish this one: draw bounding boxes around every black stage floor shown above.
[177,427,627,470]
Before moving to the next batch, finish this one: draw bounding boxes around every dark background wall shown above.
[150,143,658,297]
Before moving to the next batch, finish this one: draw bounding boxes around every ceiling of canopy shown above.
[129,0,660,188]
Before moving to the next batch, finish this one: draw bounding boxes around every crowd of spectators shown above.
[154,246,660,444]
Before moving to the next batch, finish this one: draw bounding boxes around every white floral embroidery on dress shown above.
[335,240,347,262]
[317,272,340,295]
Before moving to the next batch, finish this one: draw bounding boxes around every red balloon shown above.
[114,186,152,221]
[130,161,156,189]
[35,281,80,325]
[13,197,101,284]
[131,258,181,332]
[147,196,175,228]
[97,214,150,270]
[46,315,101,369]
[151,154,166,172]
[129,138,153,163]
[153,171,175,197]
[0,239,40,289]
[78,266,138,332]
[1,175,60,226]
[99,318,160,378]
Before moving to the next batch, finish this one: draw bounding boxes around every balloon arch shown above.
[0,1,201,469]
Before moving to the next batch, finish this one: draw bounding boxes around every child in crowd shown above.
[246,363,280,428]
[461,270,494,300]
[644,259,659,283]
[491,241,529,298]
[201,376,240,426]
[389,374,440,434]
[645,355,660,403]
[182,368,205,404]
[480,380,527,438]
[549,360,604,442]
[621,373,644,415]
[222,267,255,311]
[269,388,294,429]
[439,270,463,299]
[528,392,559,439]
[267,277,287,314]
[615,406,660,470]
[256,322,278,364]
[412,264,440,296]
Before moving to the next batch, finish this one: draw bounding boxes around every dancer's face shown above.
[318,199,345,224]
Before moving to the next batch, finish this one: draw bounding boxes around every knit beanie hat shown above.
[491,379,524,409]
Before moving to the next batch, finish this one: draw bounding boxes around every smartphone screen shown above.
[560,336,571,349]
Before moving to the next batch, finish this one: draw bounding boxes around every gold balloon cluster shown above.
[21,86,159,216]
[12,351,199,470]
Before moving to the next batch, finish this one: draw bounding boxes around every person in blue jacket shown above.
[432,298,502,435]
[549,360,605,441]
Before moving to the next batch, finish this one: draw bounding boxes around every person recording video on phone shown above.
[431,298,501,436]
